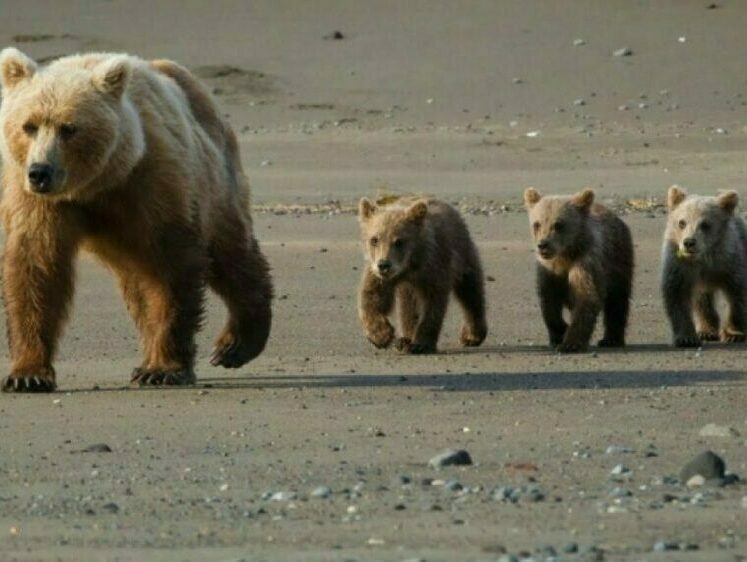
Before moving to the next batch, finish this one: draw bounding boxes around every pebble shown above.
[613,47,633,57]
[680,450,725,484]
[653,540,679,552]
[323,30,344,40]
[563,542,579,553]
[428,449,473,468]
[260,160,272,167]
[573,98,586,106]
[311,486,332,499]
[610,464,631,476]
[269,491,296,502]
[444,479,463,492]
[699,423,739,437]
[79,443,113,453]
[101,502,119,514]
[573,38,586,46]
[605,445,634,455]
[609,487,632,498]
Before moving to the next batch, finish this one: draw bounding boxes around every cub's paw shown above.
[597,337,625,348]
[395,337,412,352]
[556,341,588,353]
[131,367,196,386]
[720,328,746,343]
[2,369,56,393]
[366,322,395,349]
[697,330,720,342]
[673,335,701,348]
[210,334,263,369]
[460,324,487,347]
[398,340,437,354]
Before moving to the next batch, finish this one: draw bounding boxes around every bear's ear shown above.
[717,190,738,214]
[524,187,542,209]
[92,56,132,98]
[0,47,37,90]
[358,198,376,222]
[571,188,595,210]
[667,185,687,210]
[406,200,428,225]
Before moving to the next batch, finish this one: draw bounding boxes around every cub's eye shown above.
[678,219,687,229]
[393,238,405,250]
[22,122,38,136]
[369,236,379,247]
[553,220,565,232]
[700,221,710,232]
[59,123,77,139]
[532,221,540,232]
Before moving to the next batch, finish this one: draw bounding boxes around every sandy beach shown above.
[0,1,746,560]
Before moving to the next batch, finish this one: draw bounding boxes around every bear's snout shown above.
[27,163,55,193]
[682,237,697,253]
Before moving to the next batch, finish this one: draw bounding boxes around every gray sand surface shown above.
[0,2,745,560]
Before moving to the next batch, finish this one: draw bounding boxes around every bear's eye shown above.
[532,221,540,232]
[700,221,710,232]
[393,238,405,250]
[553,220,565,233]
[369,236,379,247]
[22,122,38,136]
[59,123,77,140]
[678,219,687,229]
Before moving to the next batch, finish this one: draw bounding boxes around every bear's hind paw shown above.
[131,367,196,386]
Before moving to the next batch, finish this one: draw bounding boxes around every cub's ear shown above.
[92,55,132,98]
[571,188,595,210]
[0,47,37,90]
[717,190,738,214]
[524,187,542,209]
[406,200,428,224]
[667,185,687,210]
[358,197,376,222]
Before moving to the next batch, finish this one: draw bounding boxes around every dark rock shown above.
[78,443,112,453]
[324,30,345,40]
[680,450,725,482]
[428,449,473,468]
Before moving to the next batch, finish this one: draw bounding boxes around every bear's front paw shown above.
[556,341,588,353]
[395,337,412,352]
[696,330,720,342]
[673,335,701,348]
[720,328,746,343]
[366,322,395,349]
[597,337,625,348]
[131,367,196,386]
[2,369,56,393]
[460,324,486,347]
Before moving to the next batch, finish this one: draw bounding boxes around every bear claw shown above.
[210,337,264,368]
[697,331,720,342]
[674,335,701,348]
[1,374,56,393]
[720,329,746,343]
[131,367,195,386]
[597,337,625,348]
[397,338,436,354]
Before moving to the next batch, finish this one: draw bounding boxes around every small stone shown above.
[573,38,586,46]
[311,486,332,499]
[609,487,632,498]
[444,479,463,491]
[563,542,579,553]
[512,77,523,84]
[653,540,679,552]
[610,464,631,476]
[428,449,473,468]
[605,445,634,455]
[323,30,344,40]
[681,451,726,483]
[699,423,739,437]
[573,98,586,106]
[613,47,633,57]
[260,160,272,167]
[79,443,112,453]
[618,104,629,111]
[270,491,296,502]
[686,475,706,487]
[101,502,119,514]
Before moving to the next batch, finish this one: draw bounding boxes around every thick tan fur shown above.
[661,185,747,347]
[524,188,634,352]
[0,49,272,392]
[357,197,487,354]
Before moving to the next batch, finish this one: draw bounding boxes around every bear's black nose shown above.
[377,259,392,273]
[28,163,54,192]
[537,240,550,251]
[683,238,697,250]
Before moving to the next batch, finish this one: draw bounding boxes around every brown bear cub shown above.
[0,49,272,392]
[524,188,634,352]
[661,185,747,347]
[357,197,487,354]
